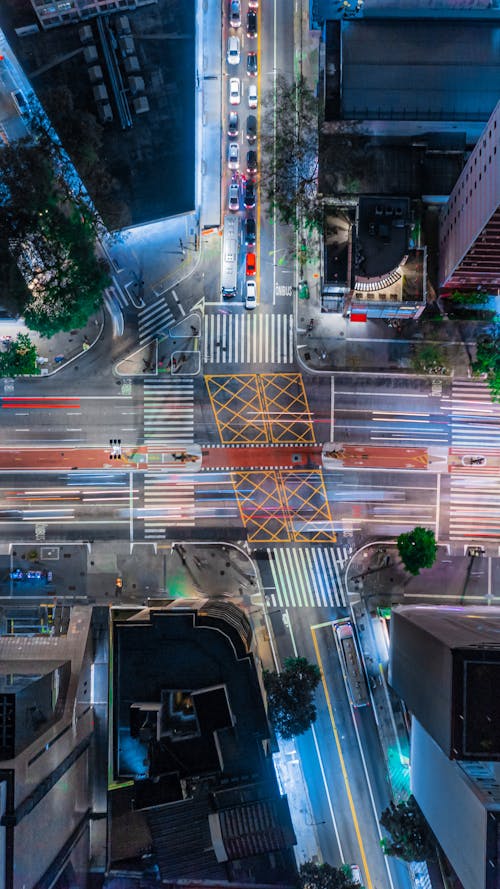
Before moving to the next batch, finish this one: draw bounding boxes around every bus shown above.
[221,214,239,299]
[334,619,369,708]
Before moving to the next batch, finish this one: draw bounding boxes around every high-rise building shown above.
[439,100,500,292]
[390,605,500,889]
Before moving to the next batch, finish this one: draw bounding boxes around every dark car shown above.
[245,216,256,246]
[247,52,257,76]
[228,110,239,137]
[246,150,257,174]
[244,179,256,208]
[247,10,257,37]
[246,114,257,143]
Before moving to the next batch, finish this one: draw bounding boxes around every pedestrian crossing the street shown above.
[138,297,175,345]
[449,474,500,540]
[143,378,194,446]
[203,312,294,365]
[445,380,500,450]
[265,545,352,609]
[143,475,196,537]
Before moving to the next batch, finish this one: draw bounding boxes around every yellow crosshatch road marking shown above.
[281,470,336,543]
[261,373,316,444]
[205,374,267,444]
[232,468,336,544]
[206,373,316,446]
[232,470,291,543]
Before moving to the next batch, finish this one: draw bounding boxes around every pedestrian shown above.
[180,353,186,363]
[172,357,177,368]
[191,325,198,336]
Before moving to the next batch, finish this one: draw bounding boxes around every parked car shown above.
[228,142,239,170]
[245,279,257,309]
[244,179,256,208]
[229,0,241,27]
[247,51,257,76]
[248,83,257,108]
[228,110,239,136]
[247,10,257,37]
[375,203,383,216]
[245,216,256,246]
[227,36,240,65]
[246,113,257,142]
[229,77,241,104]
[246,252,256,276]
[246,149,257,174]
[229,180,239,211]
[368,221,376,236]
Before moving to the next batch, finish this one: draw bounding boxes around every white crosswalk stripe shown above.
[143,475,195,537]
[265,545,352,609]
[449,475,500,539]
[143,378,194,446]
[445,380,500,450]
[138,297,175,345]
[203,312,294,364]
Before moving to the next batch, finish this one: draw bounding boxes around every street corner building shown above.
[389,604,500,889]
[109,599,297,885]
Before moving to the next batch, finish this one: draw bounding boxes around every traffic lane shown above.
[331,412,449,448]
[310,624,393,889]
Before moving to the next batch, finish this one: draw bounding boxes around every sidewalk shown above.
[0,309,104,377]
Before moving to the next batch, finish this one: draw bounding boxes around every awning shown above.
[350,312,367,322]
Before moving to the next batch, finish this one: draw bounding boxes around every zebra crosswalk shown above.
[265,545,352,609]
[138,297,175,345]
[445,380,500,450]
[143,378,194,446]
[449,475,500,540]
[203,312,294,365]
[143,475,196,537]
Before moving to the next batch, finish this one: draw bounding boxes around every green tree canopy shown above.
[260,75,321,232]
[397,527,437,576]
[0,333,39,377]
[263,656,321,740]
[298,861,357,889]
[473,327,500,402]
[380,795,437,863]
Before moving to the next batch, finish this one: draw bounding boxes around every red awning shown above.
[350,312,367,322]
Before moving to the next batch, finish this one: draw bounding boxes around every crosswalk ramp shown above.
[203,312,294,364]
[265,545,352,609]
[138,297,175,345]
[143,475,195,537]
[445,380,500,450]
[143,378,194,446]
[449,475,500,540]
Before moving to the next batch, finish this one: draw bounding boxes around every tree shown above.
[380,795,437,863]
[298,861,356,889]
[0,333,39,377]
[397,527,437,576]
[473,327,500,402]
[449,290,488,307]
[263,656,321,740]
[260,75,321,232]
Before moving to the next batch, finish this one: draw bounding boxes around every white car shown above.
[245,279,257,309]
[248,83,257,108]
[228,142,239,170]
[229,77,241,105]
[227,36,240,65]
[228,181,239,211]
[348,865,362,886]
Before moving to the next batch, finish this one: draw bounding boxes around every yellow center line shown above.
[310,626,374,889]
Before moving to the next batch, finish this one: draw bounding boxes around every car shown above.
[247,10,257,37]
[368,221,376,236]
[246,113,257,142]
[246,149,257,174]
[385,204,394,217]
[244,179,256,208]
[245,216,256,246]
[228,110,239,136]
[248,83,257,108]
[228,180,239,211]
[227,36,240,65]
[347,865,362,886]
[229,0,241,27]
[229,77,241,104]
[247,51,257,76]
[245,279,257,309]
[228,142,239,170]
[375,203,384,216]
[246,252,256,276]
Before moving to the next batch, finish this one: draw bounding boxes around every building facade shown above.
[439,101,500,292]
